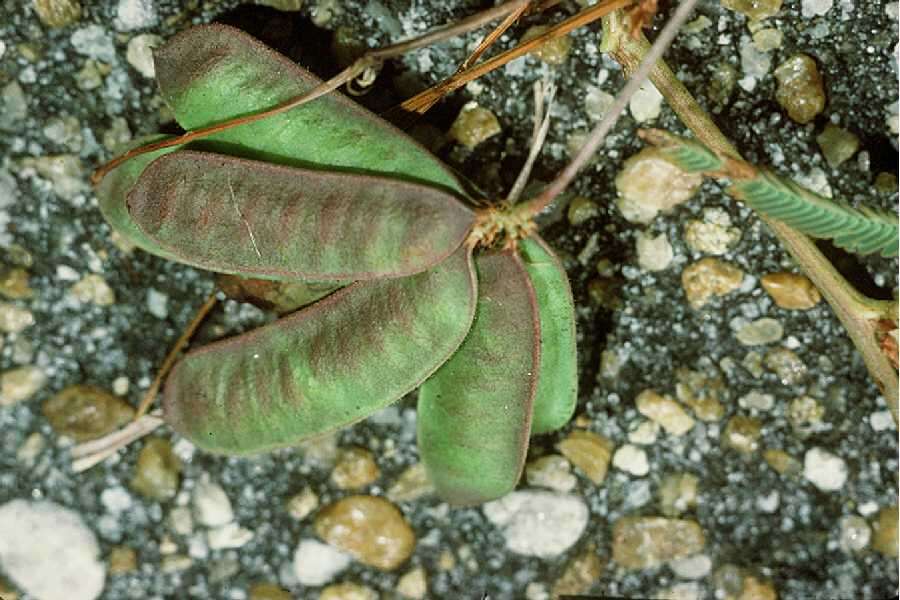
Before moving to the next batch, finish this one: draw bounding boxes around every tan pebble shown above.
[615,148,703,224]
[555,429,615,485]
[520,25,572,65]
[330,446,380,490]
[681,258,744,308]
[712,563,745,599]
[396,566,428,599]
[386,462,434,502]
[635,389,695,436]
[763,449,801,476]
[763,347,807,385]
[160,554,192,572]
[774,54,826,124]
[551,544,605,597]
[247,582,292,600]
[285,487,319,521]
[298,431,339,467]
[449,102,500,149]
[130,437,182,501]
[319,583,378,600]
[0,365,47,406]
[437,550,455,571]
[816,123,859,168]
[752,27,783,51]
[315,495,415,571]
[526,454,577,493]
[42,384,134,441]
[735,318,783,346]
[627,420,660,445]
[787,395,825,433]
[0,267,33,299]
[721,0,782,19]
[635,231,674,272]
[33,0,82,27]
[683,220,741,255]
[739,575,778,600]
[108,546,137,575]
[69,274,116,306]
[761,272,821,310]
[659,472,699,517]
[567,196,600,226]
[0,302,34,333]
[872,505,899,558]
[675,367,725,422]
[612,516,705,569]
[722,415,762,454]
[16,432,45,466]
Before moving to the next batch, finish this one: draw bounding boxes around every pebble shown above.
[803,447,848,491]
[396,566,428,599]
[684,218,741,256]
[160,554,192,572]
[788,395,826,433]
[387,462,435,502]
[872,506,899,557]
[721,0,783,19]
[314,495,415,571]
[330,446,380,489]
[69,274,116,306]
[125,34,162,78]
[42,384,134,441]
[193,476,235,527]
[763,448,802,476]
[298,432,338,467]
[760,272,821,310]
[567,196,600,226]
[615,148,703,224]
[114,0,158,31]
[34,0,82,27]
[130,437,182,501]
[525,454,577,493]
[612,516,706,569]
[0,302,34,333]
[740,576,778,600]
[816,123,859,168]
[753,27,783,51]
[483,491,588,558]
[168,506,193,535]
[722,415,762,454]
[16,432,45,466]
[0,365,47,406]
[449,102,501,149]
[292,539,351,586]
[319,583,378,600]
[681,258,744,308]
[612,444,650,476]
[551,545,605,597]
[108,545,137,574]
[658,472,699,516]
[839,515,871,552]
[102,117,132,151]
[0,267,32,300]
[585,86,614,121]
[521,25,572,65]
[869,410,895,431]
[774,54,826,124]
[70,25,116,62]
[247,583,292,600]
[146,288,168,319]
[676,367,726,421]
[20,155,88,200]
[285,487,319,521]
[629,81,664,122]
[1,82,27,128]
[801,0,833,17]
[635,389,695,436]
[628,420,660,445]
[669,553,712,579]
[635,231,674,271]
[555,429,615,485]
[0,499,106,600]
[207,522,254,550]
[763,347,807,384]
[738,391,775,411]
[735,318,784,346]
[76,60,104,91]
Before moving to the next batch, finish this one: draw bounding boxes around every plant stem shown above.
[605,11,899,423]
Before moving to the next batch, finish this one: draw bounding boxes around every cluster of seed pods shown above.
[97,24,577,505]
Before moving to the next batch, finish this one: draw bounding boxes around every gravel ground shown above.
[0,0,898,599]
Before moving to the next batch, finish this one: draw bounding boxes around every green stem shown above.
[604,11,899,423]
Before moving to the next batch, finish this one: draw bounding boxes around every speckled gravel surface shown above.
[1,1,898,599]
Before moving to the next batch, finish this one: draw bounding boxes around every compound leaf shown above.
[154,23,466,197]
[518,236,578,435]
[128,150,475,280]
[163,246,477,454]
[417,250,540,505]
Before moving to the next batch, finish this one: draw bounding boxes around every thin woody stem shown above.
[91,0,531,185]
[516,0,701,218]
